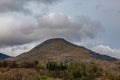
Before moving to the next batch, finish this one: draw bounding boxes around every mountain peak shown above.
[33,38,76,50]
[41,38,70,45]
[45,38,66,42]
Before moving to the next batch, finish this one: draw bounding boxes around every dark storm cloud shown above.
[0,0,60,13]
[0,13,102,48]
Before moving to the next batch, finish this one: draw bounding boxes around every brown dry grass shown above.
[0,68,38,80]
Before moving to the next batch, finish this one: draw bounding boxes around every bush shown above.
[46,61,67,71]
[38,76,52,80]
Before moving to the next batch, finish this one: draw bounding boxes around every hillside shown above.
[15,38,117,62]
[12,38,120,73]
[1,38,120,80]
[0,53,10,60]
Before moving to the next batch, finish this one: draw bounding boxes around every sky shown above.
[0,0,120,58]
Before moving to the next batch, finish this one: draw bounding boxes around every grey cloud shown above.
[36,0,61,4]
[35,14,102,41]
[0,0,60,13]
[0,13,102,48]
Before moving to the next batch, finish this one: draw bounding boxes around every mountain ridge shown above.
[32,38,91,53]
[14,38,117,63]
[0,53,10,60]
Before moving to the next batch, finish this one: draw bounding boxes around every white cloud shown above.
[0,42,38,56]
[77,41,120,59]
[93,45,120,59]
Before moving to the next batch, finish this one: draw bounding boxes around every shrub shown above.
[38,76,52,80]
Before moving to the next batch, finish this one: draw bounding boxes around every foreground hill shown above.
[0,53,10,60]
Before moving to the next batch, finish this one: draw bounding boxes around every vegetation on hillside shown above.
[0,60,120,80]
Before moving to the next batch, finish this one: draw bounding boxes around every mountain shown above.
[0,53,10,60]
[11,38,120,73]
[2,38,120,80]
[15,38,117,62]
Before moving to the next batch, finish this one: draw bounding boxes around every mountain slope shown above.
[13,38,120,73]
[15,38,117,62]
[0,53,10,60]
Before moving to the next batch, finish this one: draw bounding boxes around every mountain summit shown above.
[15,38,117,63]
